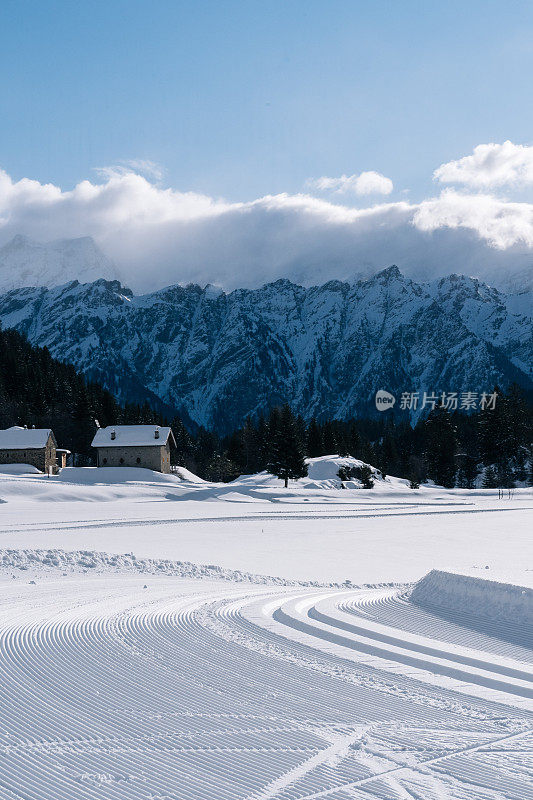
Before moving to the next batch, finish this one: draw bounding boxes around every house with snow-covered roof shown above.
[91,425,176,473]
[0,426,58,473]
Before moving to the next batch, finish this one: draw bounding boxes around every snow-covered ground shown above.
[0,457,530,584]
[0,458,531,798]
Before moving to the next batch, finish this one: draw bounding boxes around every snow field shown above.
[0,463,531,797]
[0,567,532,799]
[0,462,530,584]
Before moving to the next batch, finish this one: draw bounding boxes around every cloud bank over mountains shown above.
[0,142,531,293]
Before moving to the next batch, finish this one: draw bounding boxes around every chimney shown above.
[111,430,116,440]
[154,427,160,439]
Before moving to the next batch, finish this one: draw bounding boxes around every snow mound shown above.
[410,569,533,627]
[304,455,382,488]
[54,466,183,485]
[170,465,206,483]
[237,455,408,490]
[0,463,42,475]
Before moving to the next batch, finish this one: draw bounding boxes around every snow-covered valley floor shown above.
[0,460,531,584]
[0,462,531,798]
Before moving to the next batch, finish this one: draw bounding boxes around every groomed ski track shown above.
[0,575,531,799]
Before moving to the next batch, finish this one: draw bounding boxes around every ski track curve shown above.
[0,576,531,800]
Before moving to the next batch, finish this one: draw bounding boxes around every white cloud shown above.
[94,159,165,182]
[434,141,533,189]
[0,162,531,293]
[307,170,394,195]
[414,188,533,249]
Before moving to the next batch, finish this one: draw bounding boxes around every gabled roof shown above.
[91,425,175,448]
[0,426,55,450]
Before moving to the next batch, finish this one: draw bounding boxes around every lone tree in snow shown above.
[268,404,308,488]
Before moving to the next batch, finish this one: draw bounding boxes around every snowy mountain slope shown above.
[0,234,118,291]
[0,266,530,431]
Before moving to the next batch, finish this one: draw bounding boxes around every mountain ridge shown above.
[0,267,530,432]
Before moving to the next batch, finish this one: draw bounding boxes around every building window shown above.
[136,457,141,464]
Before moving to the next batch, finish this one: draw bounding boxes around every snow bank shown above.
[54,466,183,484]
[0,548,302,585]
[410,569,533,626]
[170,465,206,483]
[0,464,42,475]
[0,549,399,590]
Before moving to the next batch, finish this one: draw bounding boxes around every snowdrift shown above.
[0,466,193,504]
[0,463,42,475]
[410,569,533,627]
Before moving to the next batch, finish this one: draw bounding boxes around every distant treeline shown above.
[174,389,532,488]
[0,327,165,462]
[1,326,531,486]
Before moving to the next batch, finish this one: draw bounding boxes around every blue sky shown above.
[0,1,532,291]
[1,0,532,201]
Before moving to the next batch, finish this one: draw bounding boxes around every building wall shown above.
[0,435,57,473]
[96,442,171,473]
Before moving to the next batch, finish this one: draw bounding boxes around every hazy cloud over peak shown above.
[0,144,531,294]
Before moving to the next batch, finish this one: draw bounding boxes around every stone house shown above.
[91,425,176,473]
[0,426,58,473]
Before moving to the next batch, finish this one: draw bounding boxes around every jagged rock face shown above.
[0,267,530,432]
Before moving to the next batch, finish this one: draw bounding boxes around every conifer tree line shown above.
[0,328,165,463]
[0,326,531,486]
[173,389,532,488]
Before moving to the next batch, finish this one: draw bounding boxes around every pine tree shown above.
[306,417,323,457]
[496,461,515,489]
[205,453,239,482]
[478,387,503,465]
[504,383,531,473]
[406,454,425,488]
[456,454,478,489]
[482,465,498,488]
[255,414,270,472]
[171,416,194,467]
[322,421,337,455]
[347,420,360,459]
[268,404,308,487]
[359,465,374,489]
[424,406,458,488]
[239,417,262,474]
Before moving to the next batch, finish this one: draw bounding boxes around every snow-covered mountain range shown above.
[0,266,530,431]
[0,235,118,292]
